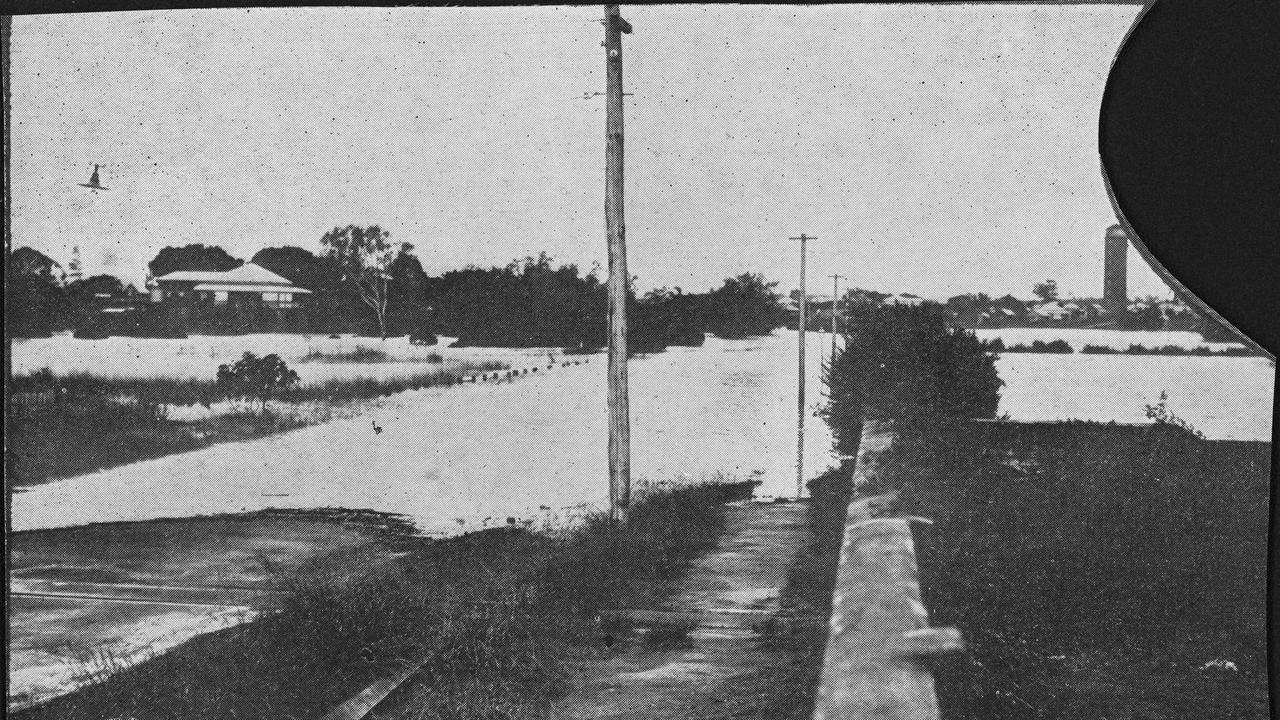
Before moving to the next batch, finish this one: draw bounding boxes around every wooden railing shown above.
[812,423,963,720]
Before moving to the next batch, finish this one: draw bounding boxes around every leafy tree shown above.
[252,246,357,333]
[67,274,126,297]
[1032,279,1060,302]
[635,286,706,348]
[148,244,243,278]
[824,302,1002,453]
[320,225,411,340]
[250,246,340,291]
[705,273,784,339]
[63,274,128,327]
[216,352,299,412]
[427,254,606,348]
[6,247,68,336]
[387,251,431,337]
[12,246,65,282]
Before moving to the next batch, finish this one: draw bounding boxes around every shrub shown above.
[216,353,300,411]
[704,273,785,339]
[823,302,1002,453]
[1144,390,1205,438]
[1080,343,1118,354]
[1003,339,1073,353]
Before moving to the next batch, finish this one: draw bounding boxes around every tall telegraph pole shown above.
[604,5,633,523]
[790,234,815,498]
[829,273,844,362]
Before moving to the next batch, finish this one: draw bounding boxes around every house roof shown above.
[1032,301,1073,316]
[191,282,312,294]
[155,263,298,287]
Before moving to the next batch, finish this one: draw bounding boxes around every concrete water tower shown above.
[1103,224,1129,307]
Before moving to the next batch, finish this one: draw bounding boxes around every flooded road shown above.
[12,332,835,534]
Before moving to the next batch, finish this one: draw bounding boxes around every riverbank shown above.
[879,420,1270,718]
[13,480,756,720]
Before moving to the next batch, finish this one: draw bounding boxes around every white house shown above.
[151,263,312,309]
[884,292,926,307]
[1032,300,1078,321]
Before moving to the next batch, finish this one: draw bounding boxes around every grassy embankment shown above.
[7,360,506,489]
[822,301,1269,717]
[879,420,1270,719]
[15,480,756,720]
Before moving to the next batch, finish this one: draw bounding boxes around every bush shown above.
[216,353,300,411]
[1080,343,1118,354]
[823,302,1001,453]
[704,273,785,339]
[1003,339,1073,353]
[1081,343,1259,356]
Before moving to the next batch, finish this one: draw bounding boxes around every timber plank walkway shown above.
[550,500,814,719]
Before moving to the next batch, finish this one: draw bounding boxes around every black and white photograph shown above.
[4,4,1275,719]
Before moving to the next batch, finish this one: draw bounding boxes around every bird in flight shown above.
[78,164,109,191]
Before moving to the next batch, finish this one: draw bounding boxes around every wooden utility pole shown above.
[604,5,632,523]
[829,273,845,362]
[2,14,13,685]
[790,234,815,498]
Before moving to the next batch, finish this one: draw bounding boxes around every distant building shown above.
[884,293,925,307]
[1032,300,1083,322]
[785,293,835,311]
[147,263,315,334]
[151,263,312,309]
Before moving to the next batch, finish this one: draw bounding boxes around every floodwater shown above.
[11,331,835,533]
[972,327,1246,351]
[11,332,555,383]
[8,327,1272,706]
[995,353,1273,440]
[10,328,1272,534]
[975,328,1273,441]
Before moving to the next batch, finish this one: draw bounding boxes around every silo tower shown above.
[1103,224,1129,308]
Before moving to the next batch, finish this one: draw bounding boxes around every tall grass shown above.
[299,347,446,364]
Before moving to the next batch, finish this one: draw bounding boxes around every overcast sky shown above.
[10,4,1174,300]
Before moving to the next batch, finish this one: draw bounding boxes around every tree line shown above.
[7,230,787,350]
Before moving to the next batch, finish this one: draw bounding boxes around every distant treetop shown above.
[148,244,243,279]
